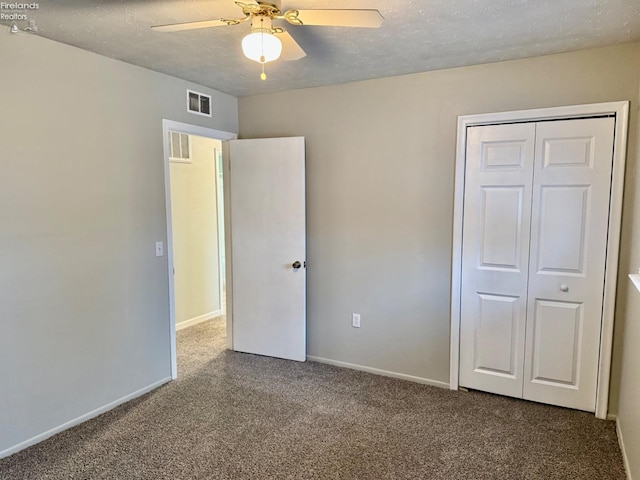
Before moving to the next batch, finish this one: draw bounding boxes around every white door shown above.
[227,137,306,362]
[459,123,536,398]
[523,118,615,411]
[459,118,615,412]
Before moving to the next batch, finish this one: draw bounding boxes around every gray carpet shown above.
[0,317,626,479]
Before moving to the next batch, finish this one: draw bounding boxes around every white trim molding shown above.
[307,356,450,389]
[162,119,237,380]
[176,310,223,331]
[449,101,629,420]
[616,417,634,480]
[0,377,171,460]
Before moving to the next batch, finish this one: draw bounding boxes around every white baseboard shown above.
[0,376,172,460]
[616,416,633,480]
[176,310,222,331]
[306,355,450,389]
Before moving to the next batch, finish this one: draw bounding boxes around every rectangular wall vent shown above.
[169,131,191,163]
[187,89,212,117]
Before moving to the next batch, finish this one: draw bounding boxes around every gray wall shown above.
[617,284,640,478]
[170,135,222,326]
[614,73,640,477]
[239,44,640,394]
[0,34,237,455]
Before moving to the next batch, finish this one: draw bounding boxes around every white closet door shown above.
[459,123,536,398]
[523,118,615,411]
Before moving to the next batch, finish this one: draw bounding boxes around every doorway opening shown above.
[162,120,236,379]
[170,134,224,332]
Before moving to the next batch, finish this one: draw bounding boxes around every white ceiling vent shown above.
[187,89,212,117]
[169,131,191,163]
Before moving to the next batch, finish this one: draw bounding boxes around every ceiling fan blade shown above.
[276,30,307,61]
[234,0,258,7]
[283,9,383,28]
[151,18,244,33]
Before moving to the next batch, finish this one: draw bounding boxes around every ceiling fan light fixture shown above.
[242,31,282,64]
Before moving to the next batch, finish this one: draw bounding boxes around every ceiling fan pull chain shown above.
[260,17,266,64]
[260,18,267,80]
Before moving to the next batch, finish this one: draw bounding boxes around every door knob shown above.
[560,284,569,292]
[292,261,302,270]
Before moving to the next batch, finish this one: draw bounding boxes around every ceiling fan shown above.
[152,0,384,80]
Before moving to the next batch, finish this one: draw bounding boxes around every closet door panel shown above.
[459,123,535,398]
[530,299,583,386]
[523,117,615,412]
[536,186,589,274]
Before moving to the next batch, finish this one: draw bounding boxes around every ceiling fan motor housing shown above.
[237,0,282,18]
[251,15,274,34]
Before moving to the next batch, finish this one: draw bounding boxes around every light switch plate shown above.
[155,241,164,257]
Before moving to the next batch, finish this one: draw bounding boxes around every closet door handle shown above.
[560,284,569,292]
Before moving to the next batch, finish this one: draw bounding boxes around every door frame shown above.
[214,146,226,321]
[162,119,237,380]
[449,101,629,419]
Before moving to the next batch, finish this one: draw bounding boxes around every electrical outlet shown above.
[352,313,361,328]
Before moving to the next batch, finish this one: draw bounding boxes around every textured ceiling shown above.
[4,0,640,97]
